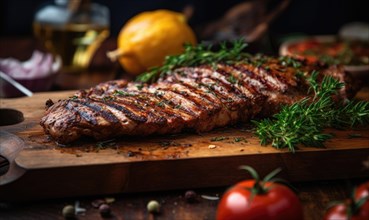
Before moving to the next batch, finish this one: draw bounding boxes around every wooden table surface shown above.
[1,37,369,220]
[0,178,366,220]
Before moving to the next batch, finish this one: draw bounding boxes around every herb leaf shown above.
[253,73,369,152]
[136,40,251,83]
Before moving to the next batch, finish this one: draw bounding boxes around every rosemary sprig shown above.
[136,40,251,83]
[253,71,369,152]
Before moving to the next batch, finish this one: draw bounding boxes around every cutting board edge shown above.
[13,144,369,170]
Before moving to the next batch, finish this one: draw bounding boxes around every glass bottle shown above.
[33,0,110,74]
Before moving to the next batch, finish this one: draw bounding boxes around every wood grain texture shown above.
[0,89,368,201]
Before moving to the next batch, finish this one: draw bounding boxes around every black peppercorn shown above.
[62,205,75,219]
[185,190,197,203]
[99,204,111,217]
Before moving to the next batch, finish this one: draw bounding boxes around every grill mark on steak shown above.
[161,86,209,113]
[205,66,253,103]
[233,64,276,91]
[100,98,147,123]
[217,64,259,99]
[169,82,221,115]
[175,68,230,103]
[195,75,241,109]
[72,99,120,125]
[227,64,267,95]
[149,88,197,123]
[155,88,202,119]
[122,95,169,125]
[169,71,224,107]
[65,100,97,125]
[133,92,188,130]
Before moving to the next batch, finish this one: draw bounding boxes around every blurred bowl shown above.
[0,52,61,98]
[279,35,369,82]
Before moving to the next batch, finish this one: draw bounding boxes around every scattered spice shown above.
[228,75,238,84]
[210,136,229,142]
[62,205,75,219]
[208,144,217,149]
[159,141,191,148]
[147,200,160,213]
[156,101,165,107]
[69,95,78,100]
[114,90,135,96]
[99,204,111,218]
[136,84,144,90]
[105,197,115,204]
[91,199,105,209]
[234,137,248,143]
[96,139,116,149]
[127,151,135,157]
[185,190,198,203]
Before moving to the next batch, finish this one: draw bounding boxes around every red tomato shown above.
[216,180,304,220]
[323,181,369,220]
[323,203,349,220]
[355,181,369,201]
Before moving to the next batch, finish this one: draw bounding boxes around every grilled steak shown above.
[40,57,355,144]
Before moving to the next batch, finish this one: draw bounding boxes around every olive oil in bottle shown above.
[33,0,110,74]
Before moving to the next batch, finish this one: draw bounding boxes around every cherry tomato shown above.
[323,181,369,220]
[355,181,369,201]
[216,166,304,220]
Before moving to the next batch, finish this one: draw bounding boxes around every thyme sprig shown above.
[136,40,251,83]
[253,71,369,152]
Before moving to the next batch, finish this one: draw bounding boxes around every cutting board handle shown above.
[0,131,26,185]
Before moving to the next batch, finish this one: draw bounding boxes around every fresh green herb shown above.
[114,90,134,96]
[136,83,144,90]
[136,40,251,83]
[179,91,188,96]
[156,101,165,107]
[253,71,369,152]
[228,75,238,84]
[279,56,303,68]
[210,136,229,141]
[69,95,78,100]
[96,139,116,149]
[103,96,115,101]
[251,54,269,67]
[295,70,305,79]
[234,137,248,143]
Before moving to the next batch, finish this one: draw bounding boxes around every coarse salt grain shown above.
[208,144,217,149]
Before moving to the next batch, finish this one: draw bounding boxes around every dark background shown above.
[1,0,368,38]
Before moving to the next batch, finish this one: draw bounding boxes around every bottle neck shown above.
[67,0,91,13]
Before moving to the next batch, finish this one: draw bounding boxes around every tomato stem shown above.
[348,195,369,217]
[239,166,283,195]
[253,181,267,195]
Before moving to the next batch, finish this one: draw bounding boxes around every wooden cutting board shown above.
[0,89,369,201]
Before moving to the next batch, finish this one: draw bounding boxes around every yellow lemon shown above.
[110,10,197,75]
